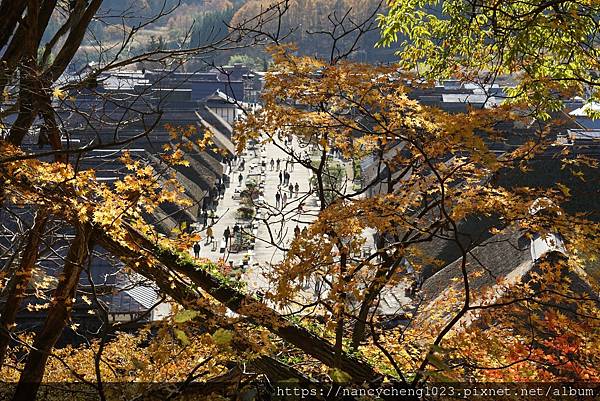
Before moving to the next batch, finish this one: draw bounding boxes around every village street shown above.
[193,136,320,295]
[190,136,410,313]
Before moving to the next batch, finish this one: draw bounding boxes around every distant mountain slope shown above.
[229,0,397,63]
[101,0,397,63]
[99,0,235,18]
[62,0,397,66]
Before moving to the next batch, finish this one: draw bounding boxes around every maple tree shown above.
[235,46,600,385]
[0,1,599,400]
[0,1,332,399]
[378,0,600,116]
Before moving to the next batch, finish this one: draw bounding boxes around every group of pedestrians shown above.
[293,224,308,237]
[223,224,241,247]
[193,223,241,258]
[271,152,302,210]
[277,172,299,198]
[275,191,289,209]
[215,181,226,200]
[226,155,245,173]
[201,208,218,228]
[192,148,260,260]
[195,141,309,259]
[278,171,293,186]
[193,223,218,258]
[275,173,301,208]
[287,182,300,197]
[270,157,294,172]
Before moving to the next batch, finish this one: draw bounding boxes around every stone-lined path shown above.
[189,136,410,314]
[192,136,320,293]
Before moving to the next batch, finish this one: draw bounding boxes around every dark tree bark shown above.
[2,0,57,69]
[97,224,383,384]
[0,1,27,49]
[6,0,41,147]
[12,224,94,401]
[0,212,48,368]
[45,0,103,82]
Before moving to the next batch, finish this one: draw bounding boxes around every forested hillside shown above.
[227,0,395,63]
[64,0,395,68]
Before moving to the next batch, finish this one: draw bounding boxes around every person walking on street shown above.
[290,158,294,171]
[275,192,281,208]
[284,171,290,185]
[289,183,294,196]
[238,173,243,186]
[282,192,288,206]
[193,242,201,258]
[270,158,274,170]
[295,183,299,197]
[202,209,208,227]
[224,226,231,245]
[278,171,282,186]
[206,227,213,245]
[276,158,281,170]
[294,225,301,237]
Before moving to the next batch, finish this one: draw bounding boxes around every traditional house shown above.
[2,65,248,341]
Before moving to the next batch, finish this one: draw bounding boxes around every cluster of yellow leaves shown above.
[234,48,600,382]
[163,124,220,165]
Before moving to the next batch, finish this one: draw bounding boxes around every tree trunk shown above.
[97,224,382,384]
[0,1,27,49]
[6,0,40,146]
[351,251,409,348]
[351,264,388,349]
[96,238,313,386]
[0,211,48,368]
[45,0,102,82]
[334,248,348,369]
[12,224,94,401]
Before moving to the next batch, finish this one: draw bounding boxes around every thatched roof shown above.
[493,156,600,221]
[420,229,532,304]
[418,228,599,318]
[195,110,236,155]
[197,105,233,138]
